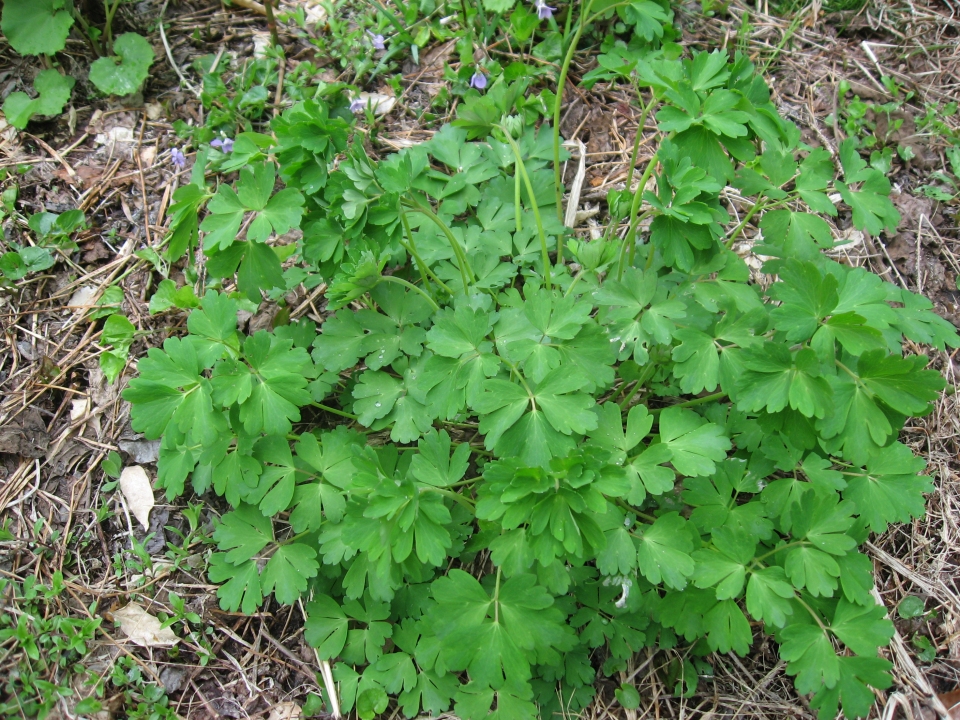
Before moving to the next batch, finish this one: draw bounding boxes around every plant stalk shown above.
[552,0,594,222]
[404,196,475,291]
[262,0,281,47]
[615,147,659,279]
[399,206,453,296]
[501,128,552,289]
[377,275,441,312]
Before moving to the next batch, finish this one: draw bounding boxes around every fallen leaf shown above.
[119,438,161,464]
[139,145,157,167]
[95,127,135,144]
[0,408,50,458]
[119,465,154,530]
[253,32,272,59]
[70,398,90,422]
[68,286,98,310]
[304,1,327,25]
[145,103,164,121]
[268,702,302,720]
[939,689,960,719]
[113,603,179,647]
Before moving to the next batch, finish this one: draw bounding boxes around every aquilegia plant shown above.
[124,48,958,720]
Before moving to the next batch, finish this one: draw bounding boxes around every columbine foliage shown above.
[126,45,958,720]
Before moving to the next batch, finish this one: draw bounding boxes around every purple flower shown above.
[368,31,385,50]
[535,0,556,19]
[210,137,234,153]
[170,148,186,168]
[469,71,487,90]
[350,97,366,113]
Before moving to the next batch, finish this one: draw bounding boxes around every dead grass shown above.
[1,0,960,717]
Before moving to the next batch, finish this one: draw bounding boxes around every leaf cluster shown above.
[124,46,959,720]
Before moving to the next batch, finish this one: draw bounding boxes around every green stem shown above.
[623,91,658,197]
[399,208,454,296]
[563,268,586,297]
[552,0,595,222]
[377,275,441,311]
[616,153,658,280]
[475,0,491,43]
[459,0,474,48]
[501,357,537,410]
[614,499,657,523]
[72,10,103,56]
[404,196,475,290]
[494,566,502,623]
[726,198,769,250]
[310,403,358,420]
[279,530,312,546]
[104,0,122,51]
[650,392,726,413]
[795,595,830,633]
[515,169,523,235]
[263,0,281,47]
[752,541,807,564]
[398,208,435,295]
[425,486,475,510]
[501,128,551,289]
[618,363,657,411]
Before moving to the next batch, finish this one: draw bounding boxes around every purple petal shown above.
[221,138,234,153]
[367,30,386,50]
[210,138,223,149]
[350,98,366,113]
[535,0,555,18]
[470,72,487,90]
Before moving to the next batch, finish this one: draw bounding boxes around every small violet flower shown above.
[350,97,366,113]
[210,137,234,153]
[367,30,386,50]
[535,0,556,19]
[170,148,186,168]
[469,71,487,90]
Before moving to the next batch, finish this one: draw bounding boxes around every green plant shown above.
[917,145,960,202]
[0,0,156,124]
[0,245,55,282]
[88,32,155,96]
[0,0,74,56]
[122,13,960,720]
[99,311,137,383]
[106,656,178,720]
[2,70,75,129]
[0,204,85,285]
[0,576,102,718]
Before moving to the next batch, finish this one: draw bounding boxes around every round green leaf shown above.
[1,70,74,129]
[897,595,926,620]
[615,684,641,710]
[89,33,155,96]
[1,0,74,56]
